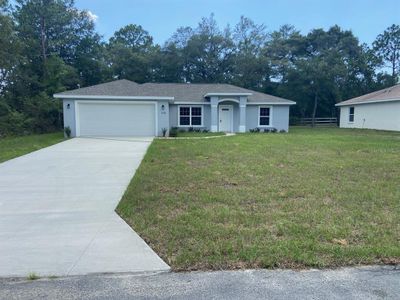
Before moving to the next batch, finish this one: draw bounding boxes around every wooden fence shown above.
[299,117,338,126]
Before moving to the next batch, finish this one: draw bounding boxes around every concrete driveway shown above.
[0,137,170,277]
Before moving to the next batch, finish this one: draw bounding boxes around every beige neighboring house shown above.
[336,84,400,131]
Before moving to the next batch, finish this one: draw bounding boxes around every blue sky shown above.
[75,0,400,45]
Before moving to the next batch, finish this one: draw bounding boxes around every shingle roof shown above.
[54,79,295,104]
[336,84,400,106]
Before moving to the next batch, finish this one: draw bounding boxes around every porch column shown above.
[210,96,218,132]
[239,96,247,132]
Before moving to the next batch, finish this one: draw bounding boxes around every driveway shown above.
[0,137,170,277]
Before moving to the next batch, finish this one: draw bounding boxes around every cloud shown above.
[86,10,99,22]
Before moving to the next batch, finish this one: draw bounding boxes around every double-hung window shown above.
[349,106,354,122]
[259,106,271,126]
[179,106,202,126]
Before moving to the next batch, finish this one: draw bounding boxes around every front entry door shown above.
[219,105,233,132]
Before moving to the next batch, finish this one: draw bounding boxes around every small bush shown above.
[170,127,178,137]
[162,128,168,137]
[64,126,71,138]
[27,272,40,280]
[250,128,260,133]
[188,127,194,132]
[202,129,209,133]
[263,128,271,133]
[279,129,287,133]
[271,128,278,133]
[178,128,186,133]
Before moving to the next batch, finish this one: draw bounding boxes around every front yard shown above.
[117,128,400,270]
[0,132,64,163]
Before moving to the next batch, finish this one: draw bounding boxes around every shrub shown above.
[279,129,287,133]
[202,129,209,133]
[178,128,186,133]
[170,127,178,137]
[263,128,271,133]
[188,127,194,132]
[271,128,278,133]
[64,126,71,138]
[162,128,168,137]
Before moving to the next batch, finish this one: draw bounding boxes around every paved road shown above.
[0,137,169,277]
[0,265,398,299]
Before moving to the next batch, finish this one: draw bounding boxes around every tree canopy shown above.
[0,0,398,135]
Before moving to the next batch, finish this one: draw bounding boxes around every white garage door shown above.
[77,101,156,137]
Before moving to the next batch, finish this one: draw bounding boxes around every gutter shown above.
[53,94,175,101]
[335,98,400,107]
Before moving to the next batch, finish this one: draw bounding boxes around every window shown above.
[179,106,203,126]
[259,106,271,126]
[349,107,354,122]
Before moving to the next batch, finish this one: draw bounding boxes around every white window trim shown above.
[258,106,273,127]
[348,106,355,123]
[178,105,204,127]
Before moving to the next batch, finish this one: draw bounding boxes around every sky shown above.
[75,0,400,45]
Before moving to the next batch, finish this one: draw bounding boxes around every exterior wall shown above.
[157,100,169,136]
[339,101,400,131]
[246,105,290,132]
[63,99,76,137]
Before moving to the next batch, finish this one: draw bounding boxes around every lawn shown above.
[117,127,400,271]
[0,132,64,163]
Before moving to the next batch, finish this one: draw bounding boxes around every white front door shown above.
[219,105,233,132]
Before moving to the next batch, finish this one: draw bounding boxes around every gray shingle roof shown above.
[336,84,400,106]
[54,79,295,104]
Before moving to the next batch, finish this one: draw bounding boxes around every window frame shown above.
[348,106,355,123]
[178,105,204,127]
[258,106,273,127]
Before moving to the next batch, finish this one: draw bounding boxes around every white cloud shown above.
[86,10,99,22]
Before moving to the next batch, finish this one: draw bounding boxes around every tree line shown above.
[1,0,399,135]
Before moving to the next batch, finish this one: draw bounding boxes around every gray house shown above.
[54,79,295,137]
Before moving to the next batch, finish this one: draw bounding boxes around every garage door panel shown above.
[78,102,156,137]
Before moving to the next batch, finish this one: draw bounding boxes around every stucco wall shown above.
[246,105,290,131]
[339,101,400,131]
[62,99,76,137]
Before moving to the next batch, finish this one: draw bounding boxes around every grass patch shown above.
[0,132,64,163]
[117,127,400,271]
[27,272,40,280]
[175,131,225,137]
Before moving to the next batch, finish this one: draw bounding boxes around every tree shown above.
[230,16,270,89]
[107,24,157,82]
[373,24,400,81]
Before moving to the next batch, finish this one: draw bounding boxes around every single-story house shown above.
[54,79,296,137]
[336,84,400,131]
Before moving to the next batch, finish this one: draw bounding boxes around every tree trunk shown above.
[311,92,318,128]
[40,16,47,63]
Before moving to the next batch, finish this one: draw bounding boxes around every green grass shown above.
[175,131,225,137]
[117,127,400,271]
[0,132,64,163]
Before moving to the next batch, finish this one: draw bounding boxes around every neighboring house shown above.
[336,84,400,131]
[54,79,295,137]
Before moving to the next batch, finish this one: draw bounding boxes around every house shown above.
[54,80,296,137]
[336,84,400,131]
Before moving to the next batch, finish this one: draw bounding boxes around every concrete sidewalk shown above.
[0,265,398,299]
[0,137,170,277]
